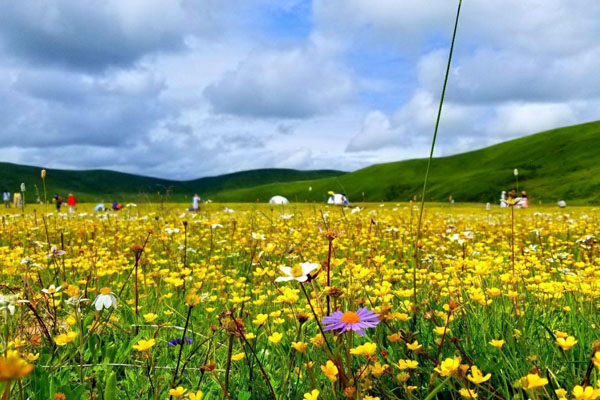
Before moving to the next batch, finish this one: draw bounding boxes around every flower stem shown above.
[413,0,462,329]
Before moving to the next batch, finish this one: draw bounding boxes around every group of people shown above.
[2,190,22,208]
[52,193,77,213]
[500,189,529,208]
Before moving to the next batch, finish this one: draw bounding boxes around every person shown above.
[67,193,76,213]
[13,192,21,208]
[2,190,10,208]
[521,191,528,208]
[189,194,201,211]
[94,203,105,212]
[112,201,123,211]
[500,191,507,208]
[53,194,63,212]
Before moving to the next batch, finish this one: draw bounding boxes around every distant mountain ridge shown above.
[0,164,345,202]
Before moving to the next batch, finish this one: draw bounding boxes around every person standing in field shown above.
[190,193,201,211]
[521,191,528,208]
[2,190,10,208]
[67,193,76,213]
[53,194,63,212]
[13,192,21,208]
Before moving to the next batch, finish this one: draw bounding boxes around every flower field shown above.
[1,203,600,400]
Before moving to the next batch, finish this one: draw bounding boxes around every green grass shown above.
[213,120,600,204]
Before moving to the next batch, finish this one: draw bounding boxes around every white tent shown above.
[327,193,348,205]
[269,195,289,204]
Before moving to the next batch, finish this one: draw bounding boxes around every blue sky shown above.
[0,0,599,179]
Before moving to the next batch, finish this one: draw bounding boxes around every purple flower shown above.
[322,307,380,335]
[168,337,193,347]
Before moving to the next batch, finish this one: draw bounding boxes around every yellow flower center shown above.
[100,287,111,295]
[291,265,303,277]
[340,312,361,324]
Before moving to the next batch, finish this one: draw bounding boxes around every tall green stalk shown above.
[413,0,463,324]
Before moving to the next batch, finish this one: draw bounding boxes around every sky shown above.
[0,0,599,180]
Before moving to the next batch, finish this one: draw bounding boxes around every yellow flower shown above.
[406,341,422,351]
[593,352,600,369]
[489,339,505,349]
[26,353,40,362]
[556,336,577,350]
[310,334,324,347]
[434,357,461,376]
[0,350,34,381]
[519,373,548,390]
[187,390,203,400]
[467,365,491,384]
[143,313,158,323]
[433,326,450,335]
[396,372,410,382]
[65,316,77,326]
[253,314,268,326]
[55,331,78,346]
[350,342,377,357]
[387,332,402,342]
[370,362,387,377]
[513,329,522,339]
[395,359,419,370]
[268,332,283,344]
[292,341,308,353]
[185,292,201,307]
[168,386,187,398]
[231,352,245,361]
[321,360,338,382]
[303,389,319,400]
[572,385,600,400]
[132,338,156,352]
[459,388,478,398]
[554,330,568,339]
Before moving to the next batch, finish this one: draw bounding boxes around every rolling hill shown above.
[2,120,599,204]
[0,165,344,203]
[212,120,600,204]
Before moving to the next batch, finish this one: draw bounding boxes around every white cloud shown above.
[204,41,355,118]
[346,111,399,152]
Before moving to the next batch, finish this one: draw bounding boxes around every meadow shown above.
[1,202,599,400]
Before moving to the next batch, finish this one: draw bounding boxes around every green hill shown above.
[0,165,344,203]
[3,120,599,205]
[212,120,600,204]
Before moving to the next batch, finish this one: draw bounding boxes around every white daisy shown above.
[93,287,118,311]
[275,262,319,283]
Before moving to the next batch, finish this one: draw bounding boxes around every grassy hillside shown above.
[0,164,344,203]
[213,120,600,204]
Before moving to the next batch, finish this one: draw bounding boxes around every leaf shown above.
[104,371,117,400]
[237,391,251,400]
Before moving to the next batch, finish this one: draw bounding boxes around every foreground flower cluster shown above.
[0,203,599,399]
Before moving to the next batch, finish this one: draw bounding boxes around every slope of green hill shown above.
[0,164,344,203]
[212,120,600,204]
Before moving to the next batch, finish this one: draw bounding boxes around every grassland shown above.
[1,202,600,399]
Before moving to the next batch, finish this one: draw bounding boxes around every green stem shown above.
[423,376,452,400]
[413,0,462,329]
